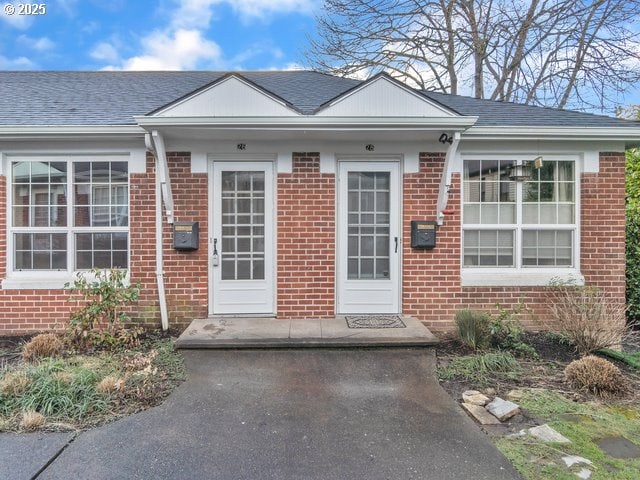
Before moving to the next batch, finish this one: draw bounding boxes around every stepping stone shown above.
[575,468,592,479]
[506,389,525,402]
[461,403,501,425]
[562,455,592,467]
[486,397,520,421]
[597,436,640,459]
[528,424,571,443]
[462,390,490,406]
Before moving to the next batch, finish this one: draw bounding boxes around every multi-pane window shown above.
[347,172,391,279]
[10,159,129,272]
[220,171,265,281]
[463,159,576,269]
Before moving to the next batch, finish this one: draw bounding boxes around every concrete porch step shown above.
[175,316,439,349]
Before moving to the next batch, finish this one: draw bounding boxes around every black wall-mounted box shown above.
[173,222,199,251]
[411,220,437,249]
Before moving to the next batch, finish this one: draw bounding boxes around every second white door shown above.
[337,161,401,314]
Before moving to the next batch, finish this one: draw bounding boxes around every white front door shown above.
[337,161,401,314]
[210,162,274,315]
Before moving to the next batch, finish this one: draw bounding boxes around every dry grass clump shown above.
[0,371,30,396]
[565,355,628,397]
[96,375,124,394]
[19,410,45,431]
[22,333,65,361]
[547,283,636,355]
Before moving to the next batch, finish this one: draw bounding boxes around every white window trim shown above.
[3,154,131,290]
[460,154,582,287]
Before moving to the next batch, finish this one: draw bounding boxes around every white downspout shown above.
[436,131,461,226]
[145,133,169,332]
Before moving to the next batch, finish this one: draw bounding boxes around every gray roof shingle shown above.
[0,70,637,128]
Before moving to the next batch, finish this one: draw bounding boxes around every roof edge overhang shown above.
[134,115,478,131]
[0,125,146,141]
[465,126,640,147]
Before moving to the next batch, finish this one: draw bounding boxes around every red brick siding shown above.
[402,152,626,332]
[0,151,626,334]
[123,152,209,329]
[277,153,336,318]
[0,153,207,335]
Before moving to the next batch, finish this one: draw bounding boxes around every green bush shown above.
[626,148,640,321]
[65,269,141,350]
[455,309,491,350]
[490,305,538,358]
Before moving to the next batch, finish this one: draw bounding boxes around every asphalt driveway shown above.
[9,348,520,479]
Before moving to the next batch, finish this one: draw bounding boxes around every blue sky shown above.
[1,0,638,110]
[0,0,318,70]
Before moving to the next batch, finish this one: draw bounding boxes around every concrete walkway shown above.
[176,316,439,348]
[9,348,520,480]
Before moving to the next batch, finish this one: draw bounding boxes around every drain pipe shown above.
[145,133,169,332]
[436,131,461,226]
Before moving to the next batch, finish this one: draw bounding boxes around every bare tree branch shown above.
[305,0,640,112]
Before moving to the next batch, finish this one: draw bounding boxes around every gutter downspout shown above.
[436,131,461,226]
[145,132,169,332]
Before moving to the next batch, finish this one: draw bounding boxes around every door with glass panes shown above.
[211,162,274,315]
[337,161,400,314]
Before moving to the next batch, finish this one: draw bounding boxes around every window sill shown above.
[2,271,131,290]
[460,269,584,287]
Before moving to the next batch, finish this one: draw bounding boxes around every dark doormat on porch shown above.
[345,315,406,329]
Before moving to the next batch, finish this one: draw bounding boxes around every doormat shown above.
[345,315,406,329]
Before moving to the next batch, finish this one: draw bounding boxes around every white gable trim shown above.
[152,74,300,117]
[315,75,457,117]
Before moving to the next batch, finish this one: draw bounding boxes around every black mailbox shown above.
[411,220,437,249]
[173,222,199,251]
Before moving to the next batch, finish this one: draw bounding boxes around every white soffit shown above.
[316,75,457,118]
[154,75,300,117]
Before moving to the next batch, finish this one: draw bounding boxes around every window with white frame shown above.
[10,158,129,273]
[462,159,576,269]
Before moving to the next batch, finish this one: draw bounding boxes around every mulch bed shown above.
[436,332,640,406]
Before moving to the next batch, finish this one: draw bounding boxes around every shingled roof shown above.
[0,70,637,128]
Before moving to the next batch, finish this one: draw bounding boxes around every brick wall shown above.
[0,150,627,335]
[402,152,626,333]
[0,152,207,335]
[277,153,336,318]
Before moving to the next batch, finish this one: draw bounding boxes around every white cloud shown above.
[117,29,222,70]
[222,0,316,19]
[17,35,55,52]
[0,2,34,29]
[0,54,36,68]
[170,0,317,27]
[90,42,120,63]
[96,0,315,71]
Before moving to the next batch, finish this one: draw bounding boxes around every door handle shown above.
[394,236,398,253]
[212,238,219,266]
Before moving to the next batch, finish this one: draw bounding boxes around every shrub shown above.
[490,304,538,358]
[455,309,491,350]
[546,280,637,355]
[22,334,65,362]
[564,355,627,397]
[65,269,141,351]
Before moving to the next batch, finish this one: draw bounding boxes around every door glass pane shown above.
[347,172,390,280]
[221,171,265,280]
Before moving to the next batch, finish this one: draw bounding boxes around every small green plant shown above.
[599,348,640,369]
[437,351,520,384]
[490,305,538,358]
[65,269,141,350]
[455,309,491,350]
